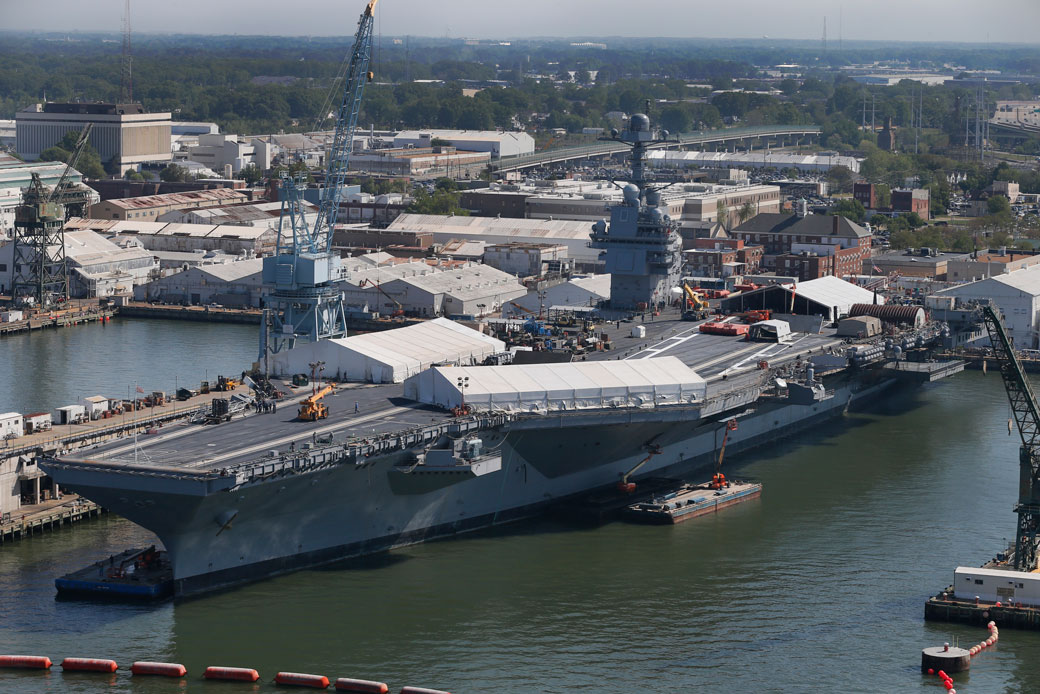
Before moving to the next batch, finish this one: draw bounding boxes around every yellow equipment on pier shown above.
[297,386,333,421]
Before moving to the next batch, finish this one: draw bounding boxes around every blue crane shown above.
[260,0,379,359]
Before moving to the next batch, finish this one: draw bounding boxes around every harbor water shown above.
[2,367,1040,692]
[0,317,258,414]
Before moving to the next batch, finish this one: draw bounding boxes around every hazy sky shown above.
[3,0,1038,44]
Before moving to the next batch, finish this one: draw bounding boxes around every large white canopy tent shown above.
[270,317,504,383]
[403,357,706,412]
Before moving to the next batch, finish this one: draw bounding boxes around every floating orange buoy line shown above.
[0,655,52,669]
[0,653,449,692]
[130,661,187,677]
[335,678,390,693]
[61,658,118,673]
[204,666,261,682]
[968,620,1000,656]
[275,671,331,688]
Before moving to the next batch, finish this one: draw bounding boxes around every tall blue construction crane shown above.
[260,0,378,359]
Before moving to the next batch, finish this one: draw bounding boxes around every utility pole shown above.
[120,0,133,103]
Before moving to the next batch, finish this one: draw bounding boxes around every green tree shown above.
[875,184,891,210]
[239,163,263,185]
[831,198,865,223]
[408,187,468,216]
[159,164,191,182]
[988,195,1011,217]
[738,201,756,224]
[575,69,591,85]
[900,212,926,229]
[824,165,855,194]
[40,130,106,179]
[659,105,691,134]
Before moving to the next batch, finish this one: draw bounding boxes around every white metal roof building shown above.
[404,356,706,413]
[270,317,505,383]
[504,275,611,317]
[393,130,535,158]
[0,160,97,238]
[938,265,1040,348]
[339,260,527,318]
[132,258,264,307]
[0,230,156,298]
[388,213,600,264]
[65,217,276,256]
[649,150,863,174]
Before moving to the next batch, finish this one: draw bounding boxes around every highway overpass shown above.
[491,125,822,173]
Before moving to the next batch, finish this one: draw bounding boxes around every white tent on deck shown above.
[270,317,505,383]
[403,356,706,412]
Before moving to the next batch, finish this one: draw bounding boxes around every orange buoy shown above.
[61,658,118,673]
[0,655,52,669]
[275,672,330,688]
[204,666,260,682]
[335,678,390,693]
[400,688,452,694]
[131,661,187,677]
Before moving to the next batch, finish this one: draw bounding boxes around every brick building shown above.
[684,238,763,277]
[891,188,930,220]
[853,182,880,210]
[732,211,872,281]
[776,245,864,281]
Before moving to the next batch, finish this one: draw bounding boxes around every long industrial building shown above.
[0,230,156,298]
[0,160,97,238]
[387,214,601,267]
[340,259,527,318]
[393,130,535,158]
[65,218,276,256]
[133,258,264,307]
[938,265,1040,348]
[648,150,862,174]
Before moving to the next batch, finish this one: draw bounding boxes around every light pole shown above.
[456,375,470,412]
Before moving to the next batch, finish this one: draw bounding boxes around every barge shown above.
[623,480,762,524]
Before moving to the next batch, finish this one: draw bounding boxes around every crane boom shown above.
[313,0,378,246]
[49,123,93,203]
[261,0,378,358]
[981,304,1040,571]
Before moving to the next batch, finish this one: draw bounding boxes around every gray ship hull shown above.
[47,373,894,596]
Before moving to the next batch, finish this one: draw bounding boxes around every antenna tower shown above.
[822,17,827,53]
[120,0,133,103]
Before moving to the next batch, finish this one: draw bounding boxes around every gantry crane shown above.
[981,304,1040,571]
[12,123,93,308]
[260,0,378,358]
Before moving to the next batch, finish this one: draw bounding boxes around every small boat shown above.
[56,546,173,600]
[623,480,762,524]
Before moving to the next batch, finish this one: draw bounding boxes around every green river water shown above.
[0,320,1038,692]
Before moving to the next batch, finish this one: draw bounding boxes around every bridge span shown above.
[491,125,822,173]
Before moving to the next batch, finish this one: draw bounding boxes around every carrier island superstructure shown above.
[42,114,962,597]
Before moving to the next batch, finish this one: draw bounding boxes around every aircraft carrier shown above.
[41,112,959,597]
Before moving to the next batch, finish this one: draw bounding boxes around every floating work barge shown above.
[623,480,761,524]
[55,546,173,600]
